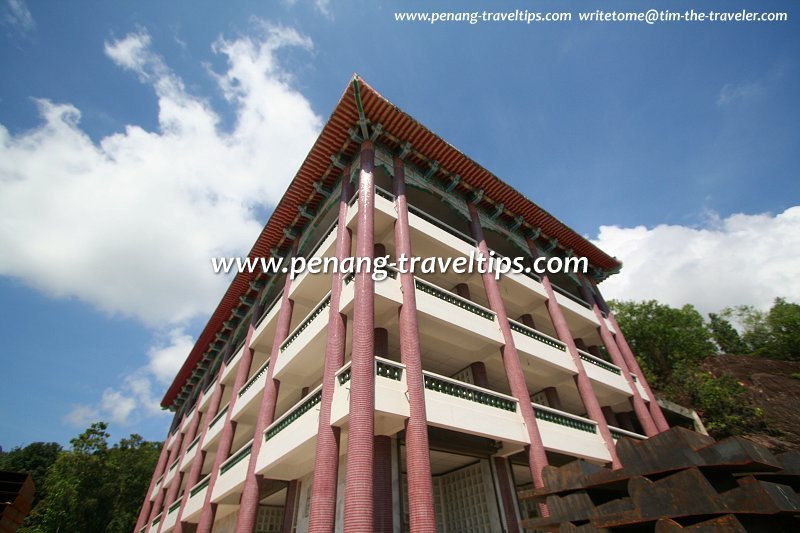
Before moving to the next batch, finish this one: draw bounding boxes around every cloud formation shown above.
[0,22,321,428]
[593,207,800,316]
[3,0,35,34]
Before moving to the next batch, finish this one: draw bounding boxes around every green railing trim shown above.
[337,366,352,385]
[280,295,331,352]
[168,458,179,472]
[238,361,269,398]
[168,500,182,514]
[534,405,596,433]
[579,352,621,375]
[220,444,252,475]
[209,405,228,429]
[508,321,566,351]
[265,391,323,442]
[610,427,646,440]
[376,360,403,381]
[185,435,200,456]
[415,279,494,321]
[190,478,209,498]
[407,204,476,245]
[424,374,516,412]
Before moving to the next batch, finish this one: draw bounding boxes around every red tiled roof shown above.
[161,76,622,408]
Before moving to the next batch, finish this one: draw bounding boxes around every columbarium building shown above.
[135,77,670,533]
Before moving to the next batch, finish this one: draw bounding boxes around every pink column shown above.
[373,435,393,533]
[235,268,296,531]
[135,433,172,531]
[493,457,520,533]
[593,282,669,432]
[149,415,187,526]
[577,277,658,437]
[158,398,205,532]
[393,155,437,532]
[280,480,299,533]
[174,357,228,533]
[525,238,621,468]
[343,141,376,532]
[308,170,352,533]
[467,203,550,492]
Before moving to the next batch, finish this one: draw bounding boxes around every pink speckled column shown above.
[525,239,621,468]
[577,276,658,437]
[393,155,437,533]
[343,141,376,533]
[235,268,296,532]
[281,480,299,533]
[493,456,521,533]
[308,171,352,533]
[174,357,227,533]
[467,203,550,495]
[149,415,187,526]
[593,281,669,432]
[135,431,172,531]
[373,435,393,533]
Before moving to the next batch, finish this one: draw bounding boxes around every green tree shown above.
[0,442,62,505]
[680,370,764,438]
[20,423,161,533]
[609,300,716,387]
[708,312,748,354]
[723,298,800,360]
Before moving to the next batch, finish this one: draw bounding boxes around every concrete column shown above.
[309,171,352,533]
[234,266,296,532]
[601,406,620,427]
[493,457,521,533]
[470,361,489,389]
[343,141,376,532]
[392,155,437,532]
[526,239,621,468]
[467,203,550,496]
[281,480,299,533]
[373,436,393,533]
[135,431,172,531]
[174,357,228,533]
[542,387,563,412]
[577,276,658,437]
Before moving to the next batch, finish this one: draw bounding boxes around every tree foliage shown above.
[18,422,161,533]
[0,442,62,505]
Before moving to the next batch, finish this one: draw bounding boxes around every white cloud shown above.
[3,0,35,33]
[717,81,762,106]
[0,22,321,327]
[592,207,800,316]
[2,22,322,430]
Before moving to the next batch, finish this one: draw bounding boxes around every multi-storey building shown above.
[135,77,670,533]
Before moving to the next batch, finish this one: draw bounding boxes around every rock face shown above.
[704,354,800,453]
[518,427,800,532]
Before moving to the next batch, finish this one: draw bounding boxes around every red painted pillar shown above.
[525,239,621,468]
[343,141,376,532]
[173,354,228,533]
[235,268,296,532]
[281,480,299,533]
[577,277,658,437]
[308,171,353,533]
[595,287,669,431]
[373,435,393,533]
[467,203,550,493]
[149,416,187,526]
[158,400,205,532]
[493,457,521,533]
[393,155,437,533]
[135,433,172,531]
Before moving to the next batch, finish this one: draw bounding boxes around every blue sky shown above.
[1,0,798,449]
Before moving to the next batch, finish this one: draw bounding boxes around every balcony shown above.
[164,456,180,487]
[577,349,630,395]
[211,439,253,503]
[232,359,270,420]
[180,435,200,471]
[202,403,229,451]
[161,499,181,532]
[533,403,610,462]
[181,474,210,522]
[550,283,598,324]
[148,513,162,533]
[271,294,331,384]
[181,407,196,433]
[609,425,647,442]
[149,475,163,501]
[509,319,577,375]
[413,277,502,344]
[255,385,323,480]
[407,203,476,257]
